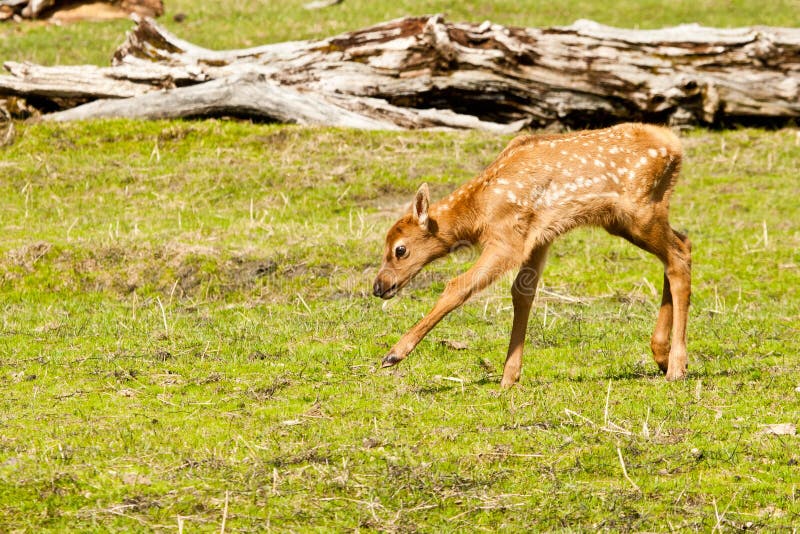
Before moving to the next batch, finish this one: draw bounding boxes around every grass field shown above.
[1,1,800,532]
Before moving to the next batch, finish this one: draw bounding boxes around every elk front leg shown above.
[382,248,514,368]
[501,245,549,388]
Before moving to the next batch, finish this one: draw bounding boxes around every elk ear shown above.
[412,183,430,229]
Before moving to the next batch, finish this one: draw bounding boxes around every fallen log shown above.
[0,0,162,20]
[1,14,798,130]
[44,72,526,133]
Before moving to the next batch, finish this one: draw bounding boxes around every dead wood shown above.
[1,14,798,129]
[0,0,162,21]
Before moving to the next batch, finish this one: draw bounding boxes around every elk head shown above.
[373,184,448,299]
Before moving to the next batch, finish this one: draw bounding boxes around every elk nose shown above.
[372,279,384,297]
[372,278,397,298]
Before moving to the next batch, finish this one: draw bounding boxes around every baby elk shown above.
[372,123,691,387]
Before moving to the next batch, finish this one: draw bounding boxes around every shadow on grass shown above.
[411,375,499,395]
[409,360,762,391]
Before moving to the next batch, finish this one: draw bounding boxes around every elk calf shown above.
[373,123,691,387]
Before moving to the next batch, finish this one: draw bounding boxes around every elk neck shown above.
[426,184,485,249]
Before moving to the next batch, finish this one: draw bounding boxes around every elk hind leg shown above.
[606,222,690,377]
[650,272,672,373]
[664,229,691,381]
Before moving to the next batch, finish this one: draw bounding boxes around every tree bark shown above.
[0,0,162,20]
[1,14,798,130]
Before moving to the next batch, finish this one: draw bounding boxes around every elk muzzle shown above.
[372,270,400,299]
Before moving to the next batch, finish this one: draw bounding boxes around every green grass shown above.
[1,120,798,531]
[1,0,799,530]
[1,0,800,65]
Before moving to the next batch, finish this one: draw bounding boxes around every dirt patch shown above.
[54,243,282,298]
[248,350,287,361]
[5,241,52,271]
[247,376,292,401]
[44,1,163,22]
[3,238,353,303]
[353,182,412,207]
[386,463,508,494]
[267,446,331,468]
[49,2,129,22]
[652,427,690,445]
[227,257,278,288]
[246,128,303,151]
[155,124,198,144]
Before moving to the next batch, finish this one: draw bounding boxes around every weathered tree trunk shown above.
[1,14,798,130]
[0,0,162,20]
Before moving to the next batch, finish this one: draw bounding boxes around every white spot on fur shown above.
[507,191,517,202]
[639,156,648,165]
[609,147,619,154]
[497,178,509,185]
[648,148,658,158]
[594,159,605,168]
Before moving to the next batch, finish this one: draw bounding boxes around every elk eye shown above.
[395,245,407,258]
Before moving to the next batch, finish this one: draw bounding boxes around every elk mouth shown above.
[373,281,399,299]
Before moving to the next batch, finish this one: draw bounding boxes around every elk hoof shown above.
[381,353,402,368]
[500,378,517,389]
[665,367,688,381]
[500,372,520,389]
